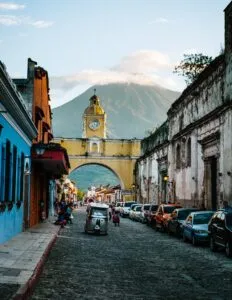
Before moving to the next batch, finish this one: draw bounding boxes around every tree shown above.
[173,53,213,85]
[77,189,85,201]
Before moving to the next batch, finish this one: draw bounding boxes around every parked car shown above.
[120,201,137,217]
[138,204,151,223]
[132,205,143,221]
[129,204,140,220]
[146,204,159,226]
[208,209,232,257]
[155,204,182,232]
[182,211,214,246]
[114,202,125,212]
[166,208,199,237]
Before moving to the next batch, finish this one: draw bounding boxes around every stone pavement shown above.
[0,217,61,300]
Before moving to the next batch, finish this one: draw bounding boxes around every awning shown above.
[32,143,70,177]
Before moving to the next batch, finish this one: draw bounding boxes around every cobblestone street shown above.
[30,207,232,300]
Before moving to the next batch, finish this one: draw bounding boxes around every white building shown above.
[136,2,232,209]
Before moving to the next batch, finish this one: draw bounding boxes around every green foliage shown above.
[173,53,213,85]
[77,189,85,200]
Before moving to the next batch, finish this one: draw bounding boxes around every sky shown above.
[0,0,230,108]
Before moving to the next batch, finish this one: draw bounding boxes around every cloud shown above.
[50,50,180,94]
[0,14,54,28]
[49,49,184,107]
[113,50,171,73]
[30,20,54,28]
[149,18,169,24]
[51,70,159,90]
[0,2,25,10]
[0,14,21,25]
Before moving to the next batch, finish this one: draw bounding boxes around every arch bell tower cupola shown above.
[82,89,106,138]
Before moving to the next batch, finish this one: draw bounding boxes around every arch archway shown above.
[69,162,124,190]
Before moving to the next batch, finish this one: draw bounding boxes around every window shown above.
[92,143,98,152]
[186,138,191,167]
[0,145,5,201]
[176,144,181,169]
[12,146,17,202]
[179,114,184,131]
[17,156,21,201]
[5,140,11,201]
[20,153,25,201]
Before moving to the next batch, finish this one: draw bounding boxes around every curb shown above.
[11,226,61,300]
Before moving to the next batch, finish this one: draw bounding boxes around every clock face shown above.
[89,119,100,130]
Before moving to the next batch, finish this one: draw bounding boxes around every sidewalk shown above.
[0,218,61,300]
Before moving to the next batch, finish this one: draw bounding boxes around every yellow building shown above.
[54,92,141,196]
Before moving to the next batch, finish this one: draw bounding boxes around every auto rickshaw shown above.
[84,202,109,235]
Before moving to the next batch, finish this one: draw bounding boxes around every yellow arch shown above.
[54,137,141,190]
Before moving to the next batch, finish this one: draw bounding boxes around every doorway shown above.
[204,156,218,210]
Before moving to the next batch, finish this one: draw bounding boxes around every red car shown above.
[154,204,182,232]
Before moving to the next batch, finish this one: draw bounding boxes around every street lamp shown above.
[163,175,169,182]
[35,143,46,156]
[132,184,135,201]
[163,175,168,203]
[35,147,45,156]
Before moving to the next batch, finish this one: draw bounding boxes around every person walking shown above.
[109,205,112,220]
[112,211,120,226]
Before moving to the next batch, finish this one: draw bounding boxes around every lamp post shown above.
[132,184,135,202]
[163,175,169,203]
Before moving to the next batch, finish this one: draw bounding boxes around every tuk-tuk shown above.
[84,202,109,235]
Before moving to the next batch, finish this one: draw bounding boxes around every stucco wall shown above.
[0,115,31,244]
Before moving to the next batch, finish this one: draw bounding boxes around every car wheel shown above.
[210,236,217,252]
[155,224,159,231]
[183,232,187,242]
[225,241,232,257]
[192,235,198,246]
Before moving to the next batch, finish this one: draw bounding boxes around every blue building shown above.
[0,61,37,244]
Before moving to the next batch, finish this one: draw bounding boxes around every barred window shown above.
[12,146,17,202]
[0,145,5,201]
[20,153,25,201]
[5,140,11,201]
[176,144,181,169]
[187,138,191,167]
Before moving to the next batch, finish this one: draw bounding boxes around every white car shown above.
[114,202,125,212]
[132,205,143,221]
[129,204,140,220]
[138,204,151,223]
[120,201,137,217]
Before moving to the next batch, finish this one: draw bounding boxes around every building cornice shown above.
[171,101,231,141]
[0,62,37,140]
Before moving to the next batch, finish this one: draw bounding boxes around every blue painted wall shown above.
[0,114,31,244]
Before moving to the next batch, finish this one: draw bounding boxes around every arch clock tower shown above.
[82,91,106,138]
